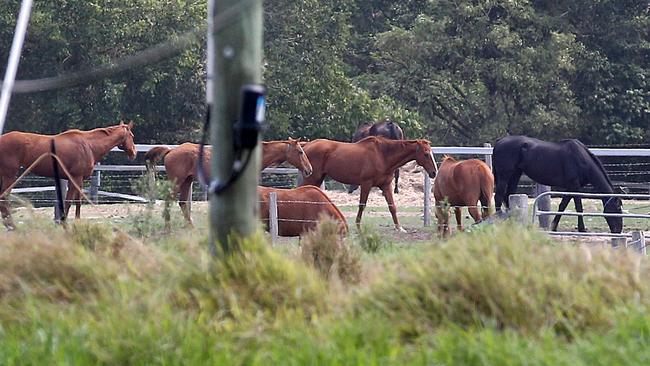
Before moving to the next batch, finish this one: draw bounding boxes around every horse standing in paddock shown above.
[144,138,313,225]
[492,135,623,233]
[349,120,405,194]
[0,121,137,229]
[433,156,494,237]
[300,136,437,232]
[258,185,348,237]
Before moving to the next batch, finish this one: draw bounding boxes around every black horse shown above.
[348,120,405,194]
[493,135,623,233]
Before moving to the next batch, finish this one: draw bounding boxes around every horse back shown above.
[434,159,493,205]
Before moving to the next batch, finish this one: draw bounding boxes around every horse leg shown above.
[393,169,400,194]
[381,183,404,232]
[434,202,447,237]
[479,194,490,219]
[178,179,193,227]
[0,176,17,230]
[504,171,523,210]
[63,182,77,220]
[574,196,587,232]
[454,207,463,232]
[494,172,510,212]
[468,204,482,224]
[355,185,371,229]
[550,196,572,231]
[71,177,84,219]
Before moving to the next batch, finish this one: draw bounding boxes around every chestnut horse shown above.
[144,138,313,225]
[0,121,137,229]
[300,136,437,232]
[349,120,404,194]
[433,156,494,237]
[258,185,348,236]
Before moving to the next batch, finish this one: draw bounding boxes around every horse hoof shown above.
[395,226,406,233]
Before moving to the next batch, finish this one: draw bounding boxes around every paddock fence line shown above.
[10,144,650,229]
[529,191,650,253]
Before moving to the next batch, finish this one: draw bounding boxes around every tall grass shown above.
[1,222,650,364]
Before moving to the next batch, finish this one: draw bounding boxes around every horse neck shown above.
[380,140,419,173]
[84,128,125,161]
[261,141,288,168]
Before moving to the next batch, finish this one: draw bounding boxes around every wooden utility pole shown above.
[207,0,263,254]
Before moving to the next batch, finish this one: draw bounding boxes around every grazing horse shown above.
[493,135,623,233]
[300,136,437,232]
[0,121,137,229]
[349,120,405,193]
[258,185,348,236]
[433,156,494,237]
[144,138,313,225]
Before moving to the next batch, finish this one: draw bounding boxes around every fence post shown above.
[54,179,68,221]
[508,194,528,225]
[269,192,278,242]
[90,168,101,203]
[483,142,492,171]
[296,172,304,187]
[534,184,551,229]
[423,170,431,227]
[630,231,646,255]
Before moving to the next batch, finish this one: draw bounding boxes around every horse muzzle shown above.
[428,171,436,179]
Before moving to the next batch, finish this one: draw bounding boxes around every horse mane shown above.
[442,155,456,162]
[573,139,615,189]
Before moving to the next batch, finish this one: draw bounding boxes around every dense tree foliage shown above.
[0,0,647,145]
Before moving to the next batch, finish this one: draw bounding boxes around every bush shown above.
[172,233,328,325]
[356,224,650,337]
[300,218,362,285]
[354,223,390,254]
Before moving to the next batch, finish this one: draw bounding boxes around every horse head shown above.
[604,195,623,234]
[286,137,313,177]
[414,139,437,178]
[117,121,137,160]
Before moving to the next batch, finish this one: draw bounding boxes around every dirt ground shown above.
[15,162,646,249]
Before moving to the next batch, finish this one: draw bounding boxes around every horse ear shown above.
[127,121,134,129]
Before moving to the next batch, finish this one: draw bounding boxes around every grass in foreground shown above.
[1,220,650,365]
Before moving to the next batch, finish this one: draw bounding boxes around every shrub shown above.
[301,218,362,285]
[356,224,650,337]
[354,222,390,254]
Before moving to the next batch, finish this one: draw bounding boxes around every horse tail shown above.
[144,146,171,172]
[479,163,495,216]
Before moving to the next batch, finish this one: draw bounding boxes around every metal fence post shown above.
[508,194,529,225]
[534,184,551,229]
[54,179,68,220]
[269,192,278,242]
[423,171,431,227]
[90,168,101,203]
[483,142,492,171]
[296,172,304,187]
[187,181,193,213]
[630,231,646,254]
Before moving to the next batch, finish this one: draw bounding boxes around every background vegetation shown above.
[1,0,647,144]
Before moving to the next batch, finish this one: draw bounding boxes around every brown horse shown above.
[0,121,137,229]
[433,156,494,237]
[349,120,405,194]
[144,138,313,225]
[300,136,437,232]
[258,185,348,236]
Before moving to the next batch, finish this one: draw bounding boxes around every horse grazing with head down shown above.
[349,120,405,193]
[433,156,494,237]
[258,185,348,237]
[493,135,623,233]
[0,121,137,229]
[144,138,313,225]
[300,136,437,232]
